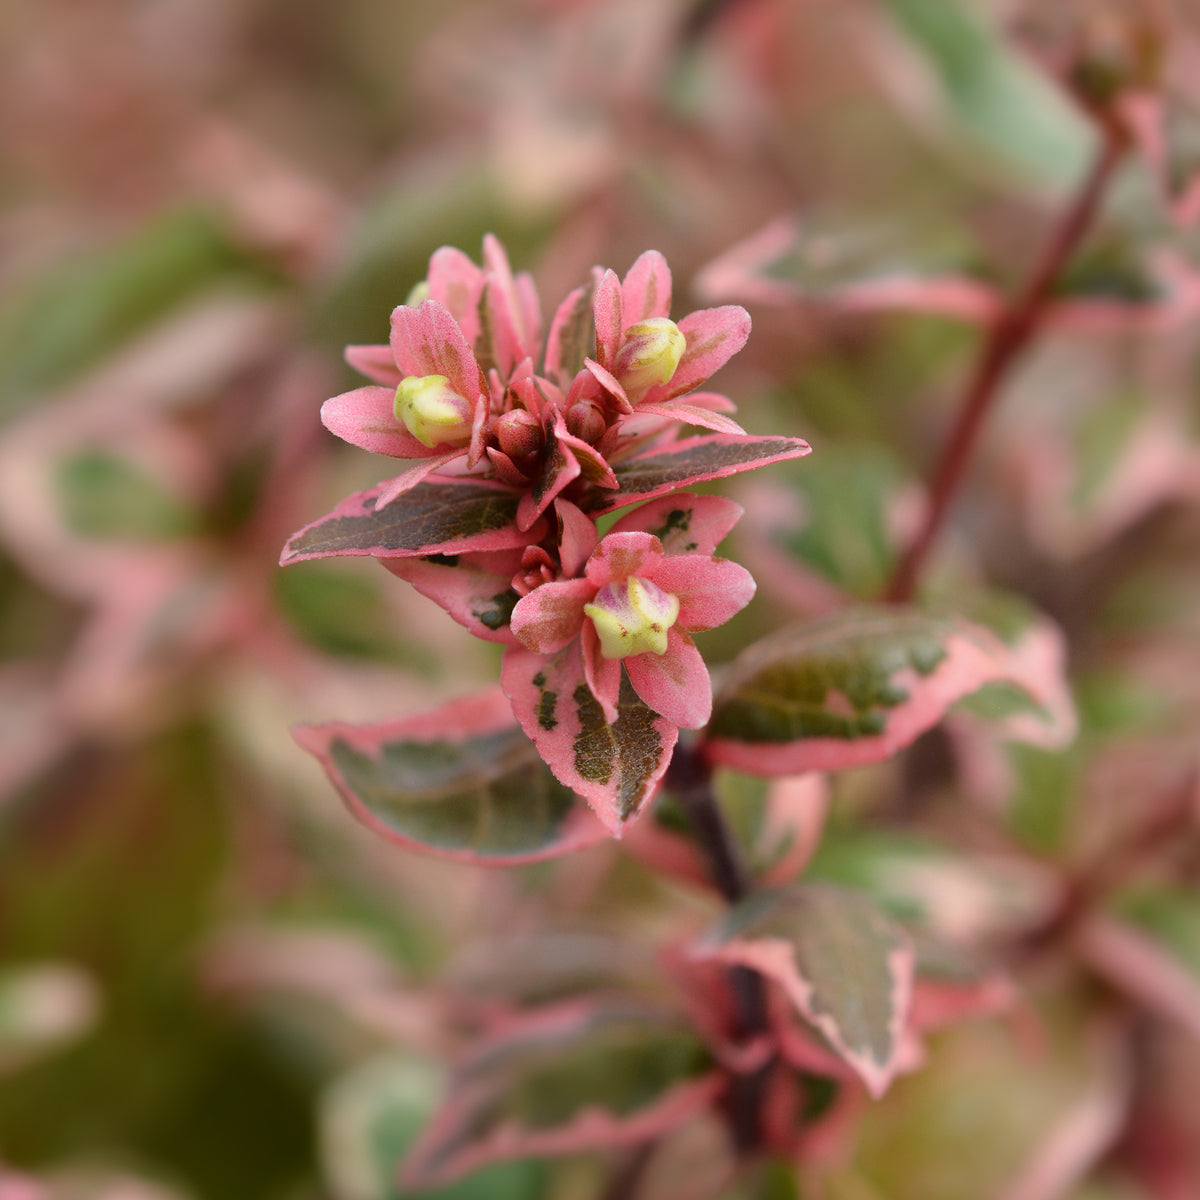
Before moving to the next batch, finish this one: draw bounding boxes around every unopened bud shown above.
[394,374,474,448]
[566,400,607,444]
[613,318,685,396]
[404,280,431,306]
[495,409,543,459]
[584,576,679,660]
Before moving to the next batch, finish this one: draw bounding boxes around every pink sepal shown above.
[426,245,487,344]
[320,386,431,459]
[643,306,751,404]
[585,531,664,586]
[510,578,595,654]
[592,269,624,370]
[584,358,634,412]
[651,555,756,630]
[390,300,485,402]
[545,280,594,380]
[625,628,713,728]
[555,498,599,577]
[343,343,402,385]
[582,622,622,724]
[621,250,673,323]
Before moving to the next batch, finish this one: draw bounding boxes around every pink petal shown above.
[621,250,673,323]
[426,245,487,344]
[642,306,751,404]
[555,498,599,577]
[510,578,594,654]
[609,494,744,556]
[344,343,402,385]
[651,556,756,630]
[390,300,484,402]
[320,386,432,458]
[592,269,623,370]
[625,628,712,728]
[585,532,664,587]
[584,358,633,412]
[582,622,622,725]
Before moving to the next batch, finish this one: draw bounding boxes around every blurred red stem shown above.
[884,133,1125,603]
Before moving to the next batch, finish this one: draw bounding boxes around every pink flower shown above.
[504,505,755,731]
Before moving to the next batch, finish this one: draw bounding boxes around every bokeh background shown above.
[5,1,1200,1197]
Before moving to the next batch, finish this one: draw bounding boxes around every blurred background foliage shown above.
[4,0,1200,1197]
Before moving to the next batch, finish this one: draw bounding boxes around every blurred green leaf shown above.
[54,451,199,541]
[0,209,276,418]
[882,0,1094,188]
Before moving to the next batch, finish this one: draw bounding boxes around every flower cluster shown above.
[283,237,810,830]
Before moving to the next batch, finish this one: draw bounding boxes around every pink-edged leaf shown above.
[293,688,606,866]
[390,299,484,402]
[555,498,599,577]
[643,306,751,404]
[635,401,746,435]
[584,357,633,412]
[610,493,744,556]
[693,884,914,1097]
[502,644,677,834]
[544,277,596,382]
[600,434,812,513]
[280,477,534,564]
[621,250,673,324]
[518,411,616,532]
[343,344,402,386]
[402,998,721,1189]
[381,550,522,643]
[374,449,468,507]
[694,216,1000,323]
[704,606,1075,776]
[320,386,432,459]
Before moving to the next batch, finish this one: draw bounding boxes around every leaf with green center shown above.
[600,434,811,513]
[281,478,538,564]
[402,999,719,1189]
[501,644,676,834]
[293,689,606,866]
[704,606,1075,776]
[693,885,914,1097]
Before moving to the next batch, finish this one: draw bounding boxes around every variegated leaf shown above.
[294,689,606,865]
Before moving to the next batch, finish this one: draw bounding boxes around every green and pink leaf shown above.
[501,644,676,834]
[280,477,537,565]
[293,688,606,866]
[693,884,914,1097]
[704,606,1076,776]
[402,999,720,1189]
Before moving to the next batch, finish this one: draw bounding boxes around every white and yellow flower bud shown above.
[394,374,474,448]
[584,576,680,660]
[613,318,685,395]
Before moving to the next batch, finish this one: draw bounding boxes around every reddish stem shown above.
[884,133,1125,603]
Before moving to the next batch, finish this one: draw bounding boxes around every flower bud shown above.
[404,280,431,306]
[566,400,607,444]
[495,408,543,459]
[394,374,474,448]
[613,318,685,396]
[584,576,680,660]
